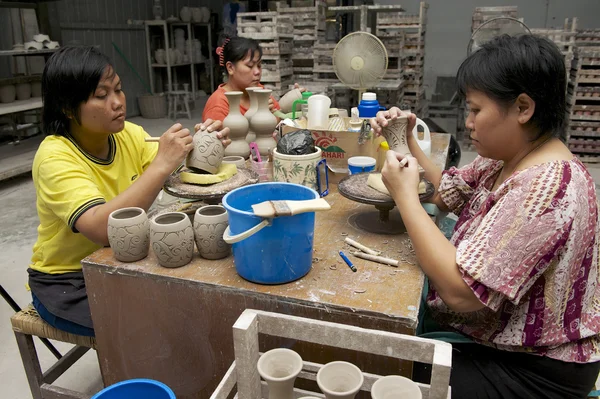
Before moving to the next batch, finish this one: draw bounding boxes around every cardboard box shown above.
[281,120,384,184]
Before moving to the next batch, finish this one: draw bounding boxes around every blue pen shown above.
[339,251,357,272]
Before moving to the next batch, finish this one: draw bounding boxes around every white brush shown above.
[252,198,331,218]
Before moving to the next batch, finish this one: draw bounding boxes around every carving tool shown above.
[249,142,262,162]
[339,251,357,272]
[144,137,160,142]
[251,198,331,218]
[344,237,381,256]
[351,251,399,268]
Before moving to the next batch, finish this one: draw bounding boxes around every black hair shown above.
[222,36,262,70]
[456,34,566,139]
[42,46,115,136]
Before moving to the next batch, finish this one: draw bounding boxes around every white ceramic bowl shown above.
[33,34,50,43]
[24,41,43,50]
[45,41,60,49]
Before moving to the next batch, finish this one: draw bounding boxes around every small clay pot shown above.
[186,129,224,174]
[317,361,364,399]
[278,88,303,114]
[150,212,194,268]
[222,156,246,169]
[257,349,303,399]
[107,207,150,262]
[193,205,230,260]
[0,84,16,103]
[371,375,422,399]
[16,83,31,101]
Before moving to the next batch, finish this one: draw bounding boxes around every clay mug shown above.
[278,88,303,114]
[107,207,150,262]
[317,361,364,399]
[150,212,194,268]
[186,129,224,174]
[193,205,231,260]
[257,348,303,399]
[371,375,422,399]
[380,115,410,156]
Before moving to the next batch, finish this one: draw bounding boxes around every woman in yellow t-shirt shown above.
[28,46,230,336]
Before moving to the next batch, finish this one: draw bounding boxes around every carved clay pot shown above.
[257,348,303,399]
[273,147,321,191]
[222,156,246,169]
[278,88,302,114]
[200,6,210,23]
[180,6,192,22]
[250,89,278,157]
[193,205,230,260]
[16,83,31,101]
[31,81,42,98]
[381,116,410,156]
[150,212,194,268]
[107,207,150,262]
[317,361,364,399]
[0,84,16,103]
[223,91,250,158]
[244,87,260,143]
[186,129,224,174]
[371,375,422,399]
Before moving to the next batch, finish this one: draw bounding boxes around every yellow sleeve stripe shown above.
[68,198,106,233]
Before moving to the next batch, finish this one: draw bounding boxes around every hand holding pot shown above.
[194,118,231,148]
[381,151,420,202]
[371,107,416,138]
[154,123,193,173]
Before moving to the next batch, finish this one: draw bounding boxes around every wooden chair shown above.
[11,304,97,399]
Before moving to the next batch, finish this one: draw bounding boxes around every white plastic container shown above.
[307,94,331,130]
[348,156,376,175]
[413,117,431,158]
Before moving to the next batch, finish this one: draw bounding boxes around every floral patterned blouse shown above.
[431,156,600,363]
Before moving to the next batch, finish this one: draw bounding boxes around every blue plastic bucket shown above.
[222,182,318,284]
[91,379,175,399]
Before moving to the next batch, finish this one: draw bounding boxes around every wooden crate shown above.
[209,309,452,399]
[576,30,600,47]
[472,6,518,31]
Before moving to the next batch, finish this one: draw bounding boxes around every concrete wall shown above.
[375,0,600,99]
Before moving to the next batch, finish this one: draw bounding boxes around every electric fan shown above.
[332,31,388,97]
[468,17,531,54]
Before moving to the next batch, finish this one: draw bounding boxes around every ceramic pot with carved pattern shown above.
[150,212,194,268]
[381,115,410,156]
[186,129,224,174]
[107,207,150,262]
[193,205,230,260]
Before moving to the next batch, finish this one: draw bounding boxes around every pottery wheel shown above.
[338,172,435,235]
[164,167,259,203]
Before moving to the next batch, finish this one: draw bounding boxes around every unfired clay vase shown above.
[273,147,322,191]
[186,129,224,174]
[223,91,250,158]
[317,361,364,399]
[278,88,303,114]
[244,87,260,143]
[31,81,42,98]
[0,84,16,103]
[381,116,410,156]
[257,348,303,399]
[222,156,246,169]
[371,375,422,399]
[250,89,278,157]
[193,205,230,260]
[150,212,194,268]
[180,6,192,22]
[155,49,166,64]
[16,83,31,101]
[192,7,202,22]
[107,207,150,262]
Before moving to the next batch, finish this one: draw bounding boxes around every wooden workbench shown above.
[82,133,450,398]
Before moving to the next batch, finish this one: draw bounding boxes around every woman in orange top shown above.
[202,37,299,122]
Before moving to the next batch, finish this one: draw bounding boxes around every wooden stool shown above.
[11,305,97,399]
[168,90,192,120]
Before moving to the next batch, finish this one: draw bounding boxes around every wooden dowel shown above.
[344,237,380,256]
[144,137,160,142]
[351,251,399,267]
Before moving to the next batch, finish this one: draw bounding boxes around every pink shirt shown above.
[431,156,600,363]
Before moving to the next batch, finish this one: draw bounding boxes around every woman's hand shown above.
[154,123,193,174]
[370,107,416,137]
[381,151,420,201]
[293,82,306,92]
[268,97,276,112]
[195,119,232,148]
